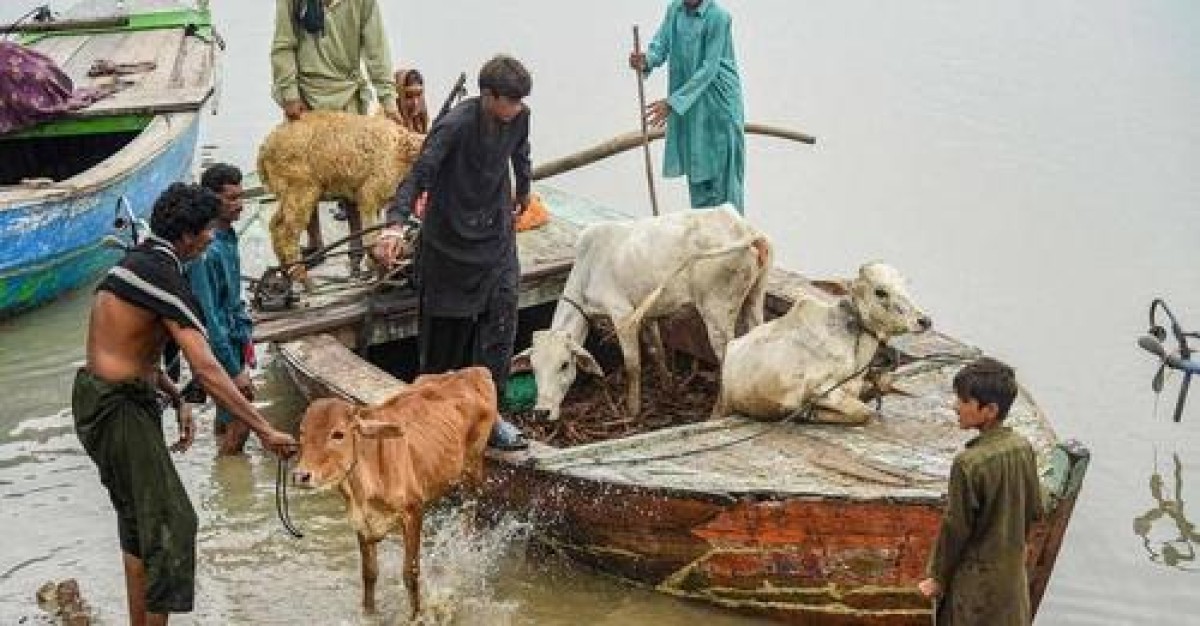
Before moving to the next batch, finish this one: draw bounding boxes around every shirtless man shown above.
[73,183,296,626]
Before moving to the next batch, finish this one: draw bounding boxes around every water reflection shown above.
[1133,451,1199,572]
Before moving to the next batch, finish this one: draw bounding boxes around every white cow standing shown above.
[715,262,931,424]
[516,208,772,421]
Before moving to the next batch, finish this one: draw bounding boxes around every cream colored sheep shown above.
[257,110,424,284]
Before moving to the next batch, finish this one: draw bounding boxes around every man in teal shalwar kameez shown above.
[187,164,255,455]
[632,0,746,212]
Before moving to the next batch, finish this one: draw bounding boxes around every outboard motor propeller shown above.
[1137,299,1200,422]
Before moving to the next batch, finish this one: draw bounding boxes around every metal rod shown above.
[632,25,660,217]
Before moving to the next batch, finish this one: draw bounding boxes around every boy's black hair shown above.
[953,357,1018,419]
[199,162,242,193]
[149,182,219,244]
[478,55,532,100]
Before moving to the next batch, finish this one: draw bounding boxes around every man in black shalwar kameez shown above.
[380,55,533,450]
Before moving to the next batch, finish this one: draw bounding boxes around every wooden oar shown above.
[532,123,817,181]
[632,25,661,216]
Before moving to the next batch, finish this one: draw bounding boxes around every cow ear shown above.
[570,342,604,378]
[511,347,532,373]
[355,419,404,438]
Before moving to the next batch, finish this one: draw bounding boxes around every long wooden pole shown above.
[532,123,816,181]
[632,25,661,216]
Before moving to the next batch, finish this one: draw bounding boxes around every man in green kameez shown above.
[630,0,746,212]
[919,357,1047,626]
[270,0,401,253]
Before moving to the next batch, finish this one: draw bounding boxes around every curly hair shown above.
[953,357,1018,419]
[478,55,532,100]
[149,182,220,243]
[199,162,243,193]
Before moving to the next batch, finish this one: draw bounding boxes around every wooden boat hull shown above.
[0,114,200,317]
[0,0,216,317]
[485,460,940,625]
[484,443,1086,625]
[275,331,1088,626]
[267,187,1089,624]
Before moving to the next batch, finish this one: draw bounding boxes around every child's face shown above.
[483,91,525,124]
[955,396,999,430]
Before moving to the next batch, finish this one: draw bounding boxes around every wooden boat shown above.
[263,185,1089,624]
[0,0,216,317]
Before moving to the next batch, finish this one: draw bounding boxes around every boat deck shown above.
[278,321,1058,503]
[264,183,1065,501]
[18,0,216,120]
[248,185,632,345]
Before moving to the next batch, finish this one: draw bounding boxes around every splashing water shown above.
[407,507,529,626]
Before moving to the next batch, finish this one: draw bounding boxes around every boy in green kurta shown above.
[919,357,1046,625]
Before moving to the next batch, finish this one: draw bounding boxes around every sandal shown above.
[488,419,529,451]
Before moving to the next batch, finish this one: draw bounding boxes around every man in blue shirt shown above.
[630,0,746,212]
[189,164,255,455]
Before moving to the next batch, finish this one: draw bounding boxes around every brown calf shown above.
[292,366,498,618]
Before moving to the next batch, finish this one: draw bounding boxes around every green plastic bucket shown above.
[502,371,537,412]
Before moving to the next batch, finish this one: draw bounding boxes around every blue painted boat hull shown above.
[0,116,201,318]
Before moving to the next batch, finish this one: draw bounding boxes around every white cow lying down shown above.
[515,207,772,421]
[715,262,931,424]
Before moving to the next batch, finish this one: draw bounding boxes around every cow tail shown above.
[738,236,772,331]
[618,236,761,335]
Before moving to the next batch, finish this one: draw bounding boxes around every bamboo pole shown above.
[632,25,661,216]
[0,16,130,34]
[531,123,816,181]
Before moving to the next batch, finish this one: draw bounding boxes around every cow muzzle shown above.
[292,468,315,487]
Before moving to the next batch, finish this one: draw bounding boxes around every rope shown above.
[275,456,304,539]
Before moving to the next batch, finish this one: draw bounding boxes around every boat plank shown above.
[71,86,213,118]
[60,32,128,85]
[30,33,91,67]
[278,334,402,406]
[175,32,213,90]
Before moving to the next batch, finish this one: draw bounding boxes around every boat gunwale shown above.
[0,110,200,209]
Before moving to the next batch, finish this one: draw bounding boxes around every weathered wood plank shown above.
[277,334,402,406]
[74,87,213,117]
[29,33,91,67]
[127,30,184,92]
[175,32,213,90]
[61,32,127,85]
